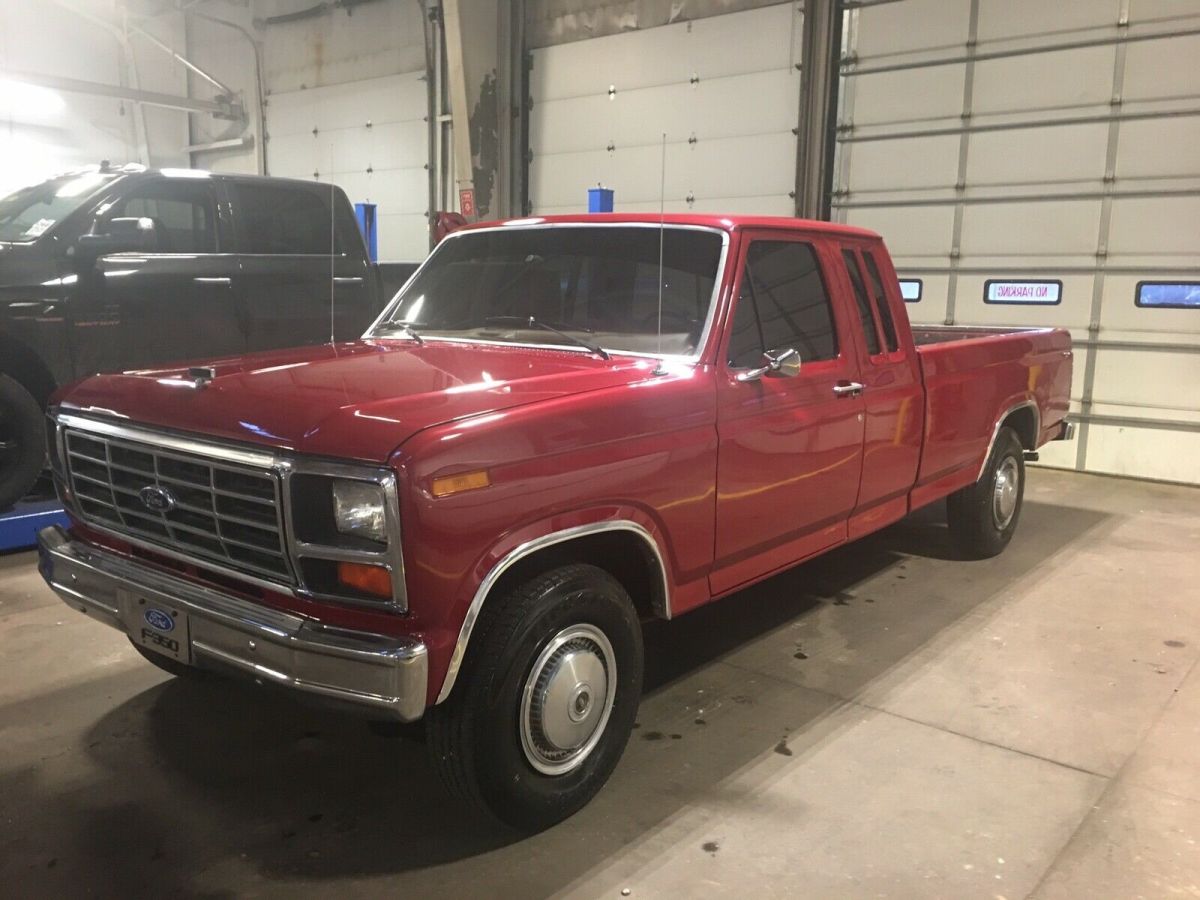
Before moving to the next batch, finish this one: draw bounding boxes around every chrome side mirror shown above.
[736,347,801,383]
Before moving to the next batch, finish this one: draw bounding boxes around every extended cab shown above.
[0,165,407,509]
[37,214,1073,830]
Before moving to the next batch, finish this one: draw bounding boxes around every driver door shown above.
[74,176,244,374]
[711,231,866,595]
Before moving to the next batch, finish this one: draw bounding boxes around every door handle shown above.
[193,276,231,285]
[333,276,364,284]
[832,381,864,397]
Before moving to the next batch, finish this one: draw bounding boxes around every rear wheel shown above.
[0,374,45,511]
[947,426,1025,559]
[426,563,643,831]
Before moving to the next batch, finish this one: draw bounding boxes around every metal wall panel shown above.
[529,3,802,214]
[266,72,428,261]
[839,0,1200,485]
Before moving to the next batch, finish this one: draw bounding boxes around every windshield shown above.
[371,225,726,357]
[0,172,117,243]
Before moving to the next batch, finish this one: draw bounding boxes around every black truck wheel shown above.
[426,563,643,831]
[947,426,1025,559]
[0,374,45,512]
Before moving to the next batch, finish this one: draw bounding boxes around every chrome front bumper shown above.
[37,526,428,721]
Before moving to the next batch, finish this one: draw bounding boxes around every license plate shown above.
[122,592,191,663]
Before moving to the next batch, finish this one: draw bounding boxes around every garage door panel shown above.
[377,212,429,262]
[333,167,426,213]
[852,66,966,126]
[952,273,1094,329]
[977,0,1121,42]
[1108,197,1200,256]
[845,206,955,257]
[1123,33,1200,101]
[532,69,798,157]
[684,133,796,202]
[898,272,950,325]
[973,45,1116,115]
[848,135,961,191]
[1117,117,1200,179]
[530,3,798,103]
[1091,347,1200,410]
[966,123,1109,185]
[960,200,1100,256]
[359,120,429,171]
[1099,274,1200,332]
[855,0,970,58]
[1084,423,1200,483]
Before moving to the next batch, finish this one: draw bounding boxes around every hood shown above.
[58,339,661,463]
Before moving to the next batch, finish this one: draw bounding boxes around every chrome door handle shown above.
[832,382,864,396]
[193,276,231,285]
[333,276,364,284]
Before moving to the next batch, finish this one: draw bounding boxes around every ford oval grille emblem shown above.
[144,608,175,632]
[139,485,177,513]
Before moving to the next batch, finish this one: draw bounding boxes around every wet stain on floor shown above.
[701,841,720,855]
[1165,640,1186,648]
[642,730,665,741]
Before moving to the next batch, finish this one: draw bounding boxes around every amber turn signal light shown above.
[337,561,392,599]
[431,469,490,498]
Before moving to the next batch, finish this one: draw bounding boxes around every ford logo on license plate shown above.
[144,608,175,632]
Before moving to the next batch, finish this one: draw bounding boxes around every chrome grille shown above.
[63,428,293,584]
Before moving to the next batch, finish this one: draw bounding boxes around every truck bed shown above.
[911,324,1051,346]
[910,323,1073,495]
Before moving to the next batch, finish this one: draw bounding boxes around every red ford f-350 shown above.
[38,214,1073,829]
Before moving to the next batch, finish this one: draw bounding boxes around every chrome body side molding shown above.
[977,399,1041,482]
[435,520,671,704]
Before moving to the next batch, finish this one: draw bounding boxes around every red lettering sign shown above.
[459,189,476,218]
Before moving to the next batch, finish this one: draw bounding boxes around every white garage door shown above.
[266,72,429,261]
[529,3,803,216]
[836,0,1200,485]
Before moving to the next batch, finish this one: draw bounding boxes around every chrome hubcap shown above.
[992,456,1020,529]
[520,624,616,776]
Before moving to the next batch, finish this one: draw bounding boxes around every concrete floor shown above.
[1,467,1197,898]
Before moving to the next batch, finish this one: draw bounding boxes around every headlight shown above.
[332,479,387,543]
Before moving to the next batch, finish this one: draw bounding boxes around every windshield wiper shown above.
[381,321,424,344]
[483,316,610,360]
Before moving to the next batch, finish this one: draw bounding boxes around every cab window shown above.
[841,249,881,356]
[863,250,900,352]
[728,240,838,368]
[109,180,217,253]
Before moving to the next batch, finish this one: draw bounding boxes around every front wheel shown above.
[426,563,643,831]
[0,373,46,511]
[947,426,1026,559]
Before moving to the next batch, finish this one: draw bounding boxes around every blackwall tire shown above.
[947,426,1026,559]
[0,374,45,512]
[426,563,643,832]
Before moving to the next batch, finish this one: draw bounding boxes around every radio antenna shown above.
[329,148,336,346]
[656,132,666,356]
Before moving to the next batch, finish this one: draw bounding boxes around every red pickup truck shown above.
[38,214,1072,829]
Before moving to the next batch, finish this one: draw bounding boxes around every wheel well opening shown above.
[491,530,668,621]
[1003,405,1037,450]
[0,336,57,407]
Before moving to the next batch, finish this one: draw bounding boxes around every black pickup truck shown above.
[0,165,417,509]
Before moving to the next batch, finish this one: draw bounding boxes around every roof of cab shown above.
[460,213,880,239]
